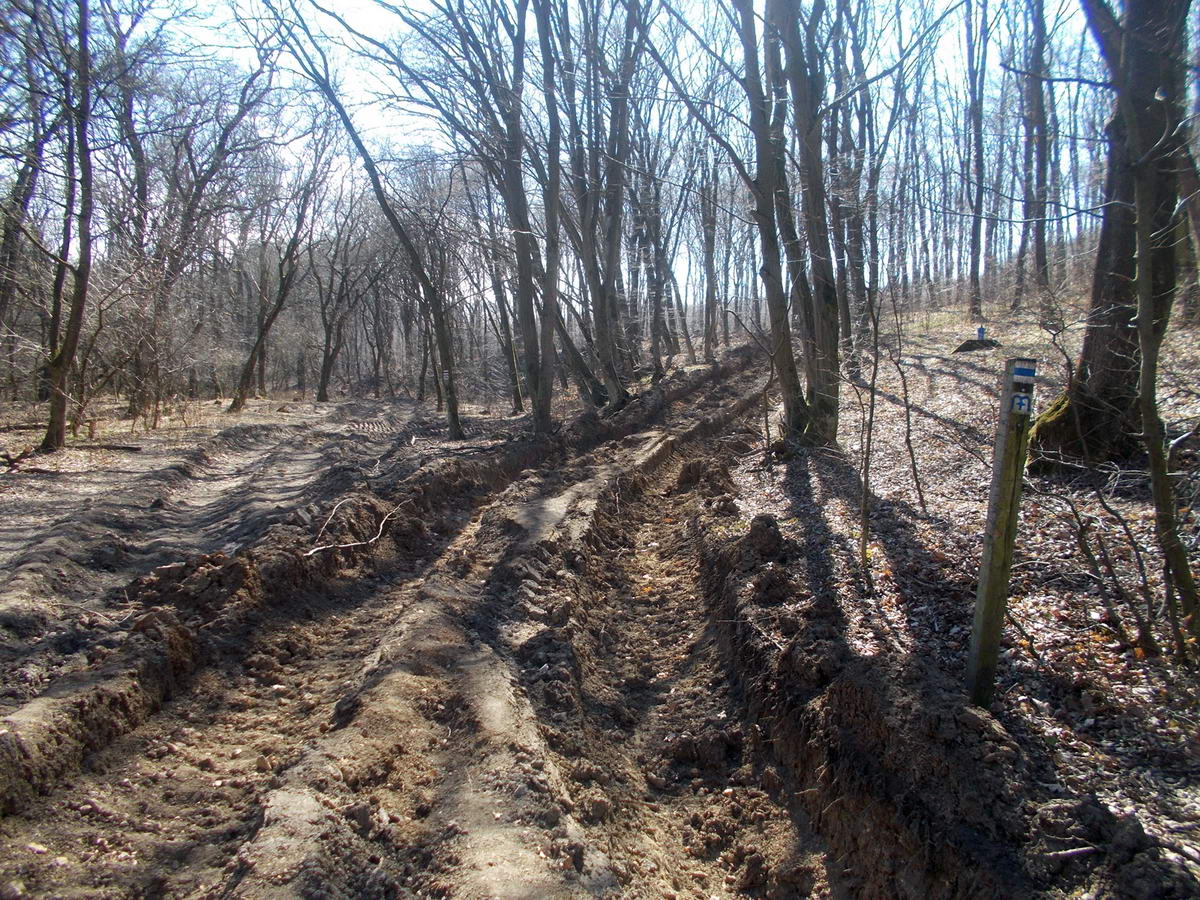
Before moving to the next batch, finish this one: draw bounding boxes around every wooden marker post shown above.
[966,358,1037,707]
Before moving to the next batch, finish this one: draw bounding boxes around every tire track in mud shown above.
[0,400,456,620]
[2,374,1191,899]
[0,410,432,770]
[498,448,835,898]
[213,371,831,899]
[0,503,486,898]
[4,353,1186,899]
[0,439,562,896]
[1,419,385,630]
[0,354,765,897]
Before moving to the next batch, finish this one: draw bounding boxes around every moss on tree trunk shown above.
[1028,111,1142,467]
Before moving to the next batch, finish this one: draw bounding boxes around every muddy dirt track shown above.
[0,358,831,898]
[0,353,1196,898]
[0,400,497,714]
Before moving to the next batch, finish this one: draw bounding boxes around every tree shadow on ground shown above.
[903,353,1005,396]
[868,384,993,447]
[774,445,1193,836]
[778,447,974,669]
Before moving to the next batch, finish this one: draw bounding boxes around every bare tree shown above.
[1031,0,1187,464]
[964,0,990,320]
[641,1,815,437]
[553,0,648,404]
[24,0,98,452]
[1089,0,1197,632]
[228,111,333,412]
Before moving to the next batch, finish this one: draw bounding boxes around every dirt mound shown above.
[674,457,736,497]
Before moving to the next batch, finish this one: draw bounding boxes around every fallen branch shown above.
[312,498,353,543]
[432,442,517,456]
[1005,611,1044,665]
[1041,846,1099,861]
[2,447,34,471]
[57,602,132,627]
[67,443,143,452]
[303,498,413,557]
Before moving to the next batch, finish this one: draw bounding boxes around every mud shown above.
[209,359,790,899]
[1,356,757,816]
[1,344,1194,898]
[0,406,440,724]
[0,353,762,890]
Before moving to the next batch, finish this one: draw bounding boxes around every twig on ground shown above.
[1005,610,1044,664]
[313,498,354,543]
[58,602,123,626]
[2,447,35,471]
[1041,847,1099,861]
[303,499,414,557]
[67,443,143,452]
[928,430,990,469]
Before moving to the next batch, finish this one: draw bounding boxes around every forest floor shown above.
[0,312,1197,899]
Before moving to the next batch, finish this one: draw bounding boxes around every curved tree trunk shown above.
[1029,114,1139,463]
[42,0,94,453]
[1031,0,1187,465]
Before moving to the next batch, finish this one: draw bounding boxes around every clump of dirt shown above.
[560,344,755,454]
[744,513,784,558]
[674,457,736,497]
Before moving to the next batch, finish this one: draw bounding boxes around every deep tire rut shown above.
[0,500,484,897]
[0,355,784,898]
[523,452,833,898]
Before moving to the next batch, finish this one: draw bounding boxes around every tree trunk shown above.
[1029,113,1139,463]
[964,0,989,320]
[42,0,93,453]
[1117,0,1199,633]
[700,156,718,362]
[735,0,810,437]
[773,0,840,441]
[1031,0,1187,465]
[1027,0,1051,297]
